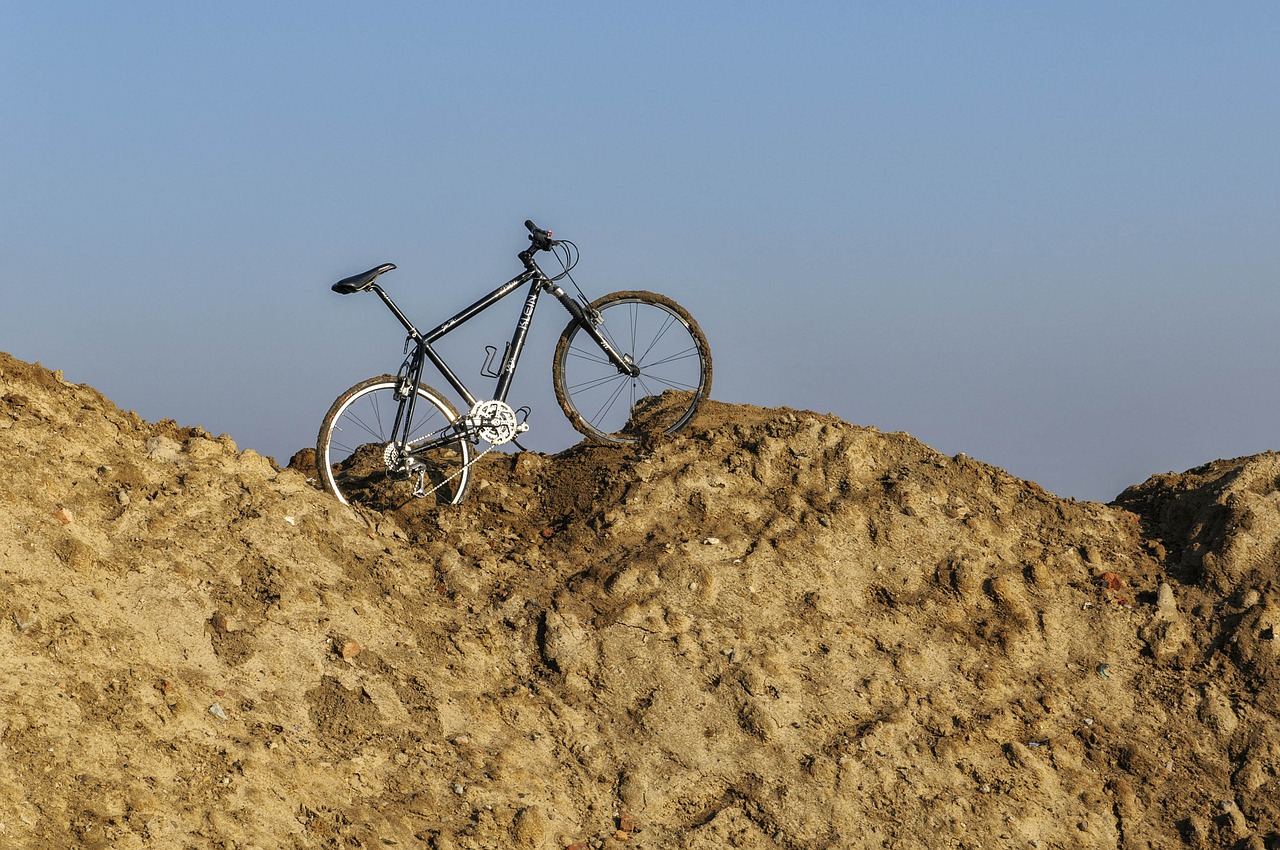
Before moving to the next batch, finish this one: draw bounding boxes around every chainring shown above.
[468,399,520,445]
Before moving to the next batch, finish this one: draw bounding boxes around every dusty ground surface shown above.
[2,349,1278,850]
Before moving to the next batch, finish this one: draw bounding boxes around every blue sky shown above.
[3,3,1277,501]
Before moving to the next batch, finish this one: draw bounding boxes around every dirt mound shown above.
[2,350,1279,849]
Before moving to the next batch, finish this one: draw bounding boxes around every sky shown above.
[3,2,1277,502]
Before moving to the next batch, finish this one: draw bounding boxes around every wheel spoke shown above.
[635,313,679,366]
[590,378,631,427]
[566,345,615,367]
[641,345,701,370]
[568,371,630,394]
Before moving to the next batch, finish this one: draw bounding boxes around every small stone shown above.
[211,612,233,634]
[1098,572,1124,591]
[284,516,297,526]
[1221,799,1249,837]
[618,813,636,832]
[452,783,465,795]
[541,527,555,539]
[53,507,74,525]
[209,703,228,721]
[1096,663,1111,679]
[341,640,361,662]
[454,734,471,746]
[703,537,720,545]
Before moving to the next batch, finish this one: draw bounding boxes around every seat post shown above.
[371,284,422,340]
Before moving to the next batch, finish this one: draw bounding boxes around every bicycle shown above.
[316,220,713,509]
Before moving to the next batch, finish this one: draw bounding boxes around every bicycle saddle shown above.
[332,263,396,294]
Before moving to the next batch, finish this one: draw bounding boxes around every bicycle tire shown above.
[316,375,471,508]
[552,290,712,443]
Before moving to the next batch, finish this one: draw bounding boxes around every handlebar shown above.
[524,219,558,252]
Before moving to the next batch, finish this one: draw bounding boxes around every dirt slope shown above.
[1,350,1278,850]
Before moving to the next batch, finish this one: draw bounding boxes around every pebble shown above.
[52,507,74,526]
[1099,572,1125,591]
[1096,664,1111,679]
[452,783,465,795]
[208,703,228,722]
[1221,799,1249,837]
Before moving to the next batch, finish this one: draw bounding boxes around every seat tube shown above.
[392,350,425,443]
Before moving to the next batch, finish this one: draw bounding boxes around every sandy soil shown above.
[1,350,1278,849]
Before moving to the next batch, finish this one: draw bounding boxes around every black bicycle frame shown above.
[366,257,631,453]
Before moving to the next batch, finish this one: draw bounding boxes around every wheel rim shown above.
[558,298,707,441]
[321,382,469,508]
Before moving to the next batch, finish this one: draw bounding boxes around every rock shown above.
[144,435,183,463]
[510,807,547,849]
[1221,799,1249,839]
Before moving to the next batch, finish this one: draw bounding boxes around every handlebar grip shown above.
[524,219,556,251]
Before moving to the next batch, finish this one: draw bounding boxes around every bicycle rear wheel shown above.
[316,375,471,508]
[553,290,712,443]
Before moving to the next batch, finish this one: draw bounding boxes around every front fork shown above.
[546,283,640,377]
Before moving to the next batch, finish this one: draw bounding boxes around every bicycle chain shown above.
[411,442,496,500]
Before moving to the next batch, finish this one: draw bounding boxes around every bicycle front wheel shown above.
[553,290,712,443]
[316,376,471,509]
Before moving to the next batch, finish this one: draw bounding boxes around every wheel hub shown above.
[383,442,407,471]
